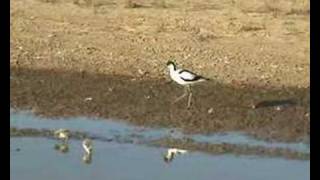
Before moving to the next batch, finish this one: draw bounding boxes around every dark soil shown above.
[10,67,309,142]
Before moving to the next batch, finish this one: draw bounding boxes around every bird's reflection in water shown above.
[54,143,69,154]
[82,138,93,165]
[163,148,188,164]
[82,152,93,164]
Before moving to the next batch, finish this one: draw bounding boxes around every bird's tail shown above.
[203,77,210,81]
[199,76,210,81]
[177,149,188,154]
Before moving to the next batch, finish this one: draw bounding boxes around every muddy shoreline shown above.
[10,67,309,142]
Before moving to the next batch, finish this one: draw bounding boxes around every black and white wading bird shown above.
[54,129,71,143]
[167,61,210,108]
[164,148,188,163]
[82,138,93,164]
[82,138,93,154]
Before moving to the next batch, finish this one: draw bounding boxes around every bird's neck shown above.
[85,147,91,154]
[168,65,176,73]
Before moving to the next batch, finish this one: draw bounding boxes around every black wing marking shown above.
[179,69,209,81]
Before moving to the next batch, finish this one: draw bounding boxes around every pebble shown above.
[84,97,93,101]
[208,107,214,114]
[275,106,282,111]
[48,34,56,38]
[138,69,149,76]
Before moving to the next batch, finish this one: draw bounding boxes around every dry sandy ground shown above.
[10,0,310,142]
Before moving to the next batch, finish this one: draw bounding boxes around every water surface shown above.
[11,137,309,180]
[10,110,310,180]
[10,110,309,153]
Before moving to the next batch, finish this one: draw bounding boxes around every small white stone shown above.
[275,106,282,111]
[84,97,93,101]
[208,107,214,114]
[138,69,144,75]
[48,34,55,38]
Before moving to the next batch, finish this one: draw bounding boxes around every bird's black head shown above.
[166,60,175,66]
[166,60,176,70]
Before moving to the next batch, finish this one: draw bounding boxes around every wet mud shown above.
[10,67,309,142]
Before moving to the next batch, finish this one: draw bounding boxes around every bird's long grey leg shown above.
[187,85,192,108]
[173,86,188,103]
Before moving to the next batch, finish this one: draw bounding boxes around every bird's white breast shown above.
[170,69,190,85]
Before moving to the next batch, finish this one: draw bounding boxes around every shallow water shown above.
[10,110,309,153]
[10,110,310,180]
[11,137,309,180]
